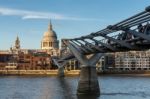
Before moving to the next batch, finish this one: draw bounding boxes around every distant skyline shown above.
[0,0,150,49]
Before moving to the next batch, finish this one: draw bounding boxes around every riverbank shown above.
[98,70,150,76]
[1,70,150,76]
[0,70,80,76]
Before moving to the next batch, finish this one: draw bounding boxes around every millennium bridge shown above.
[53,6,150,96]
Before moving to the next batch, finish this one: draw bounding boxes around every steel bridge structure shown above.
[53,6,150,96]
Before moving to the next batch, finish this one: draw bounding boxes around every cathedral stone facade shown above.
[41,21,59,56]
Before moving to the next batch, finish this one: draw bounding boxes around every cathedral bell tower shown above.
[15,36,20,49]
[10,35,21,55]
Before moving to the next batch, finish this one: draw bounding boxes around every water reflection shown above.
[57,77,76,99]
[1,76,150,99]
[57,77,100,99]
[77,95,99,99]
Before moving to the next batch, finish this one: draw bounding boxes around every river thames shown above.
[0,75,150,99]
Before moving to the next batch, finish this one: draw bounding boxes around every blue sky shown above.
[0,0,150,49]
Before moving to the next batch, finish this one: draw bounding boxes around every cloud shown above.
[0,7,98,21]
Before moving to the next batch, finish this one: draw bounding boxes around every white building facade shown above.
[115,50,150,70]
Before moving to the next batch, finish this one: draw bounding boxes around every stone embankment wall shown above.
[0,70,80,76]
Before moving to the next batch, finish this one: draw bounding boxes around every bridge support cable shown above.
[98,34,138,49]
[73,40,94,53]
[68,42,103,95]
[81,39,105,52]
[108,6,150,31]
[71,41,89,53]
[53,59,67,77]
[114,11,147,27]
[114,12,150,28]
[121,16,150,28]
[72,6,150,42]
[90,38,117,51]
[125,30,150,42]
[107,24,150,42]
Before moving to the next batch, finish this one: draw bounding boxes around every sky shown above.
[0,0,150,50]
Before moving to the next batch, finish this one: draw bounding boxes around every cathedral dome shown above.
[41,21,59,54]
[43,30,57,38]
[42,22,57,42]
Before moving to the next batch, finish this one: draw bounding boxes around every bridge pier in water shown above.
[77,65,100,95]
[68,42,103,95]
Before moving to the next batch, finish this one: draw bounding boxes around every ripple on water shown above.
[0,76,150,99]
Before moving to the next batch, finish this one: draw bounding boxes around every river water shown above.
[0,75,150,99]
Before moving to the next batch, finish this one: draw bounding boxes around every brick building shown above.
[0,21,59,70]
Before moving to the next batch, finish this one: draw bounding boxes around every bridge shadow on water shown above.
[57,77,100,99]
[77,95,100,99]
[56,77,77,99]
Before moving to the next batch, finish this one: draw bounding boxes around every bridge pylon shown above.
[58,66,65,77]
[53,59,66,77]
[68,42,103,96]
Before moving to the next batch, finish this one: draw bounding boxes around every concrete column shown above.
[77,65,100,95]
[58,66,65,77]
[53,59,66,77]
[68,42,104,96]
